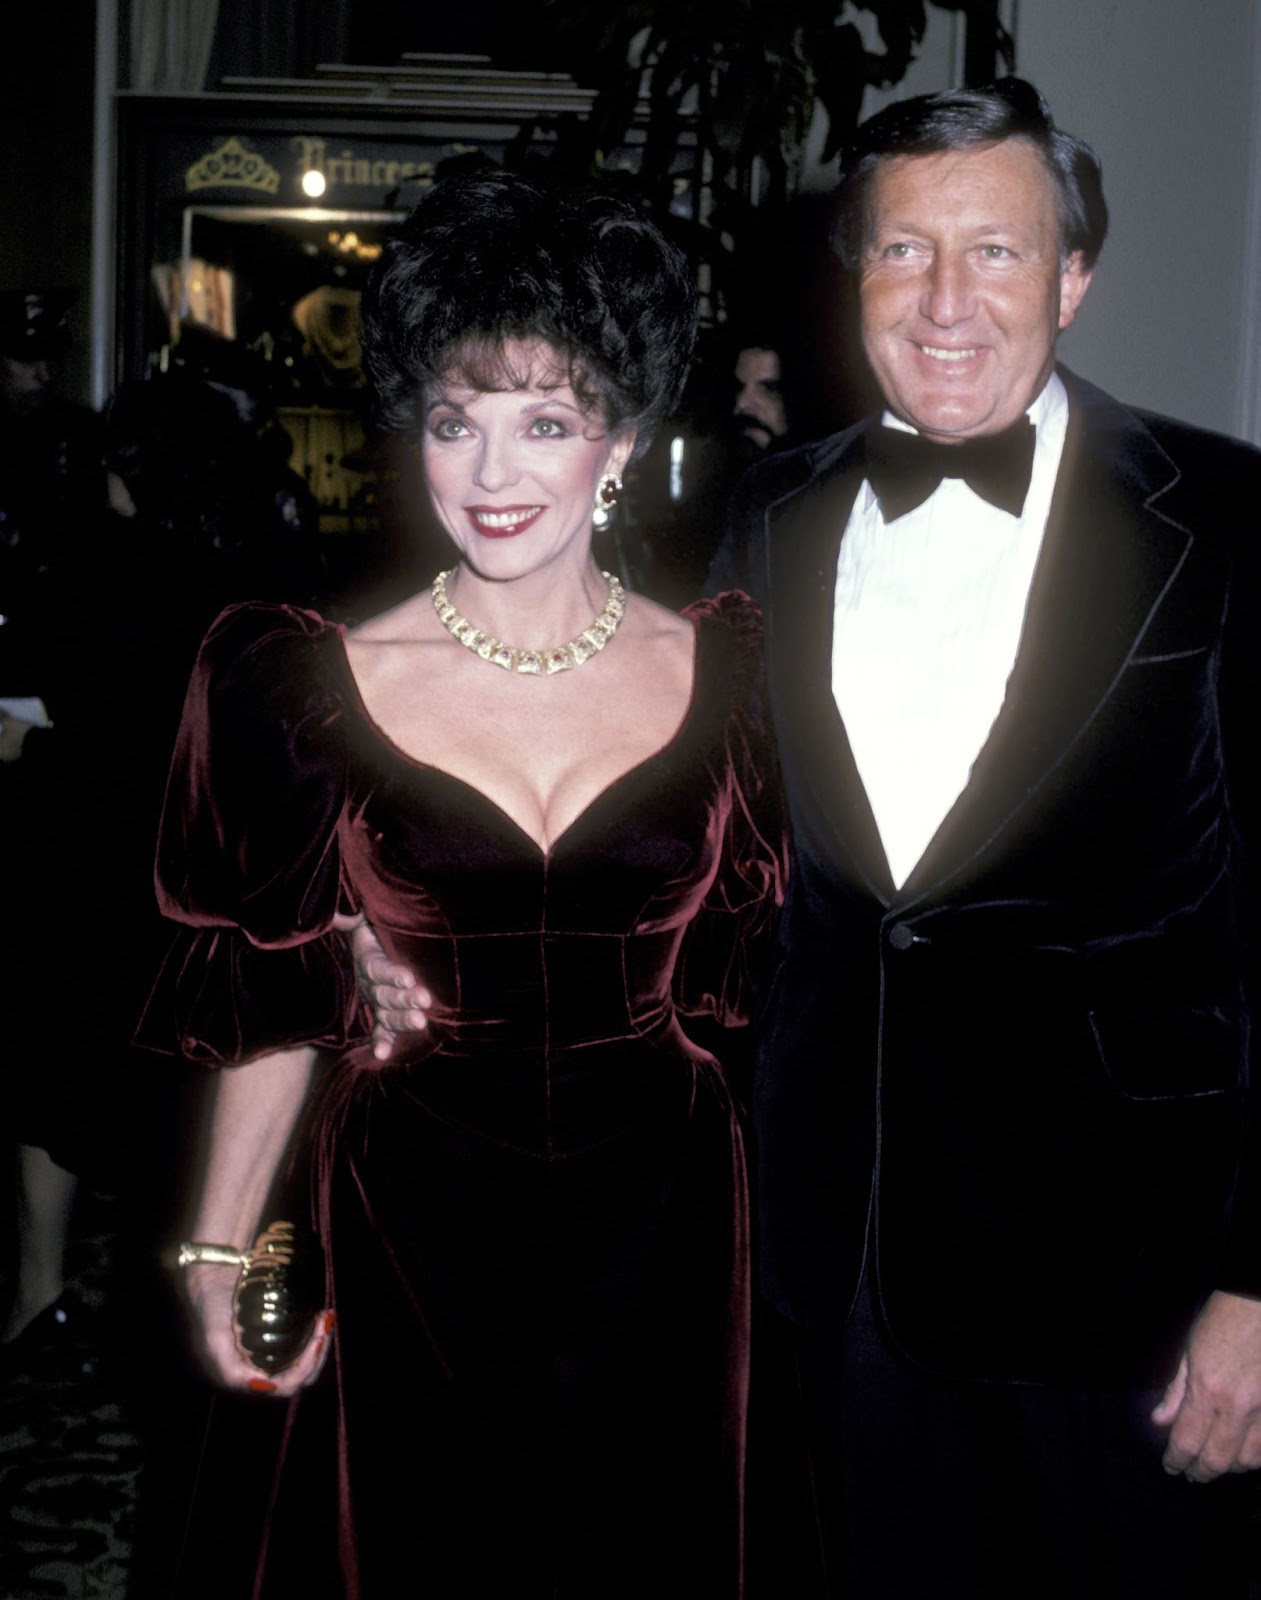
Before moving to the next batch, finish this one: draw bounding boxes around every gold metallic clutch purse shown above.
[177,1220,324,1376]
[231,1220,324,1374]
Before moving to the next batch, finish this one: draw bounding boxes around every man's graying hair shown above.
[832,77,1108,271]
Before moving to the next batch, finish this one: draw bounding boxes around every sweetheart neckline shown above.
[332,619,706,859]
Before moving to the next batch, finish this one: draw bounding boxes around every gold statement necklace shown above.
[431,568,627,675]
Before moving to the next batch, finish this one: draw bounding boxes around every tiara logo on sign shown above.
[186,138,280,196]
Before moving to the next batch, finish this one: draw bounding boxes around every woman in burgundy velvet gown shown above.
[148,174,786,1598]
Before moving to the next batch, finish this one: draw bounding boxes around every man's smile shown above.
[916,343,982,362]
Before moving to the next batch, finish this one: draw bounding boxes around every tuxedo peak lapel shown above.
[764,431,896,899]
[898,376,1190,902]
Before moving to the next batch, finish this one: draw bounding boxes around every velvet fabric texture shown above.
[714,367,1261,1389]
[145,593,786,1598]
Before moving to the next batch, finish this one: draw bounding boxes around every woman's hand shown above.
[337,915,433,1061]
[184,1262,334,1397]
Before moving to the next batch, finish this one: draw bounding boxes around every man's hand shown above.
[342,916,432,1061]
[1153,1289,1261,1480]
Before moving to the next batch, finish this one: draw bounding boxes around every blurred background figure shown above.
[1,287,106,1366]
[0,288,87,419]
[0,287,103,756]
[2,360,330,1386]
[0,288,103,590]
[149,327,327,609]
[617,316,803,608]
[731,337,792,456]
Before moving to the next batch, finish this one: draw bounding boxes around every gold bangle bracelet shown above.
[176,1241,251,1268]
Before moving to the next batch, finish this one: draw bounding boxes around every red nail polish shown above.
[323,1311,336,1333]
[248,1377,277,1393]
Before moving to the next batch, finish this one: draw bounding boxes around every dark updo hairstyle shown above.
[361,172,699,463]
[832,76,1108,272]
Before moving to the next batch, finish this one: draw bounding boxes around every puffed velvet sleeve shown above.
[674,591,788,1027]
[140,602,367,1065]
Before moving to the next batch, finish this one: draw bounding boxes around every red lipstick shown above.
[464,505,544,539]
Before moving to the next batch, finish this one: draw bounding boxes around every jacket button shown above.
[888,922,917,950]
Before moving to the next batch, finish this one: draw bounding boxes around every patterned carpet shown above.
[0,1187,142,1600]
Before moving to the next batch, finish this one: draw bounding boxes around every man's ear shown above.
[1058,251,1093,331]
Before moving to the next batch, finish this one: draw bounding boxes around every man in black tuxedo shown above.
[712,75,1261,1595]
[353,76,1261,1593]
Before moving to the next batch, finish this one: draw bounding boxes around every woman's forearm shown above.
[181,1046,332,1393]
[189,1045,318,1250]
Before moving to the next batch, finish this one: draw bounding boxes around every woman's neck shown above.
[442,558,614,651]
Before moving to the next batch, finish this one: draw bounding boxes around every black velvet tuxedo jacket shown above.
[718,368,1261,1386]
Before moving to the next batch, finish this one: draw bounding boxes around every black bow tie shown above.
[864,416,1036,521]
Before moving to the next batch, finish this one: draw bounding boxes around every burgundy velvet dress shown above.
[148,593,786,1598]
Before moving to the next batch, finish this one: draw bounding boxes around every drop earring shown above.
[592,472,623,531]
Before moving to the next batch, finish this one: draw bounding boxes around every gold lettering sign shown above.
[291,134,436,198]
[186,137,280,195]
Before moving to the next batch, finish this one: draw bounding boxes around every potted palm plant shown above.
[495,0,1015,320]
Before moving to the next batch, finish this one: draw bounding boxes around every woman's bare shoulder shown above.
[623,590,696,645]
[345,589,440,646]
